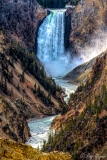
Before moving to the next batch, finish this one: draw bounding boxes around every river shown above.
[26,9,78,149]
[26,78,77,149]
[54,78,77,101]
[26,115,57,149]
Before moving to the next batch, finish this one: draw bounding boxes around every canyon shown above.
[0,28,63,143]
[1,0,107,159]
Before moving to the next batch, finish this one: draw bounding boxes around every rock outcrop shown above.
[67,0,107,56]
[43,51,107,160]
[0,0,48,51]
[65,7,74,50]
[63,52,105,83]
[0,139,72,160]
[0,96,30,143]
[0,29,63,141]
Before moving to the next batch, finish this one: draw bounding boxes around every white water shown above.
[37,10,65,62]
[27,10,78,149]
[37,10,82,77]
[26,116,56,149]
[37,9,78,99]
[27,8,107,149]
[37,10,65,77]
[26,81,77,149]
[54,78,77,101]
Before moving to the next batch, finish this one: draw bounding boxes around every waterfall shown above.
[37,9,83,77]
[37,10,71,77]
[37,10,65,62]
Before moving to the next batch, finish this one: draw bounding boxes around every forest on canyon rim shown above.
[37,0,80,8]
[1,0,107,160]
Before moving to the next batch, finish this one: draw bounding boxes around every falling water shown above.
[37,10,65,62]
[28,9,107,150]
[37,9,78,97]
[37,10,75,77]
[26,10,78,149]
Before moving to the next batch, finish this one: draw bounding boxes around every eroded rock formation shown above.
[0,96,30,143]
[0,0,48,51]
[67,0,107,55]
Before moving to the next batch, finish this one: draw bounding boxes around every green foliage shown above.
[37,0,80,8]
[0,35,63,105]
[7,41,62,102]
[0,52,14,93]
[42,85,107,157]
[20,70,25,83]
[59,103,69,114]
[70,0,80,5]
[36,85,54,106]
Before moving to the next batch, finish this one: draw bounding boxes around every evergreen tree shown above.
[21,70,25,83]
[4,78,7,93]
[37,0,80,8]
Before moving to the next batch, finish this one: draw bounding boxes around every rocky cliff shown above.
[67,0,107,56]
[0,96,30,143]
[63,52,105,83]
[43,50,107,160]
[0,0,48,51]
[0,28,63,141]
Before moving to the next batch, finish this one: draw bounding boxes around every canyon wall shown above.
[0,30,63,141]
[0,96,30,143]
[1,0,107,56]
[0,0,48,51]
[67,0,107,55]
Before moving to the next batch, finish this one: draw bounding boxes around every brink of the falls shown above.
[37,10,73,77]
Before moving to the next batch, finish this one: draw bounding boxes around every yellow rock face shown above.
[0,139,72,160]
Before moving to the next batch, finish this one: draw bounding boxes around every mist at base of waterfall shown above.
[37,10,68,77]
[37,10,84,77]
[44,31,107,78]
[37,10,107,78]
[43,53,83,77]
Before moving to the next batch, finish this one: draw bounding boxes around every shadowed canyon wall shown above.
[1,0,107,57]
[0,0,48,51]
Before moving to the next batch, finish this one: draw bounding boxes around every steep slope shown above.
[0,0,48,51]
[0,96,30,143]
[43,52,107,159]
[63,52,105,83]
[67,0,107,56]
[0,30,63,141]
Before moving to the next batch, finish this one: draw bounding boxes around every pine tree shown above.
[21,70,25,83]
[4,78,7,93]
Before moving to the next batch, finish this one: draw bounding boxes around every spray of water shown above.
[79,32,107,62]
[37,10,107,77]
[37,10,72,77]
